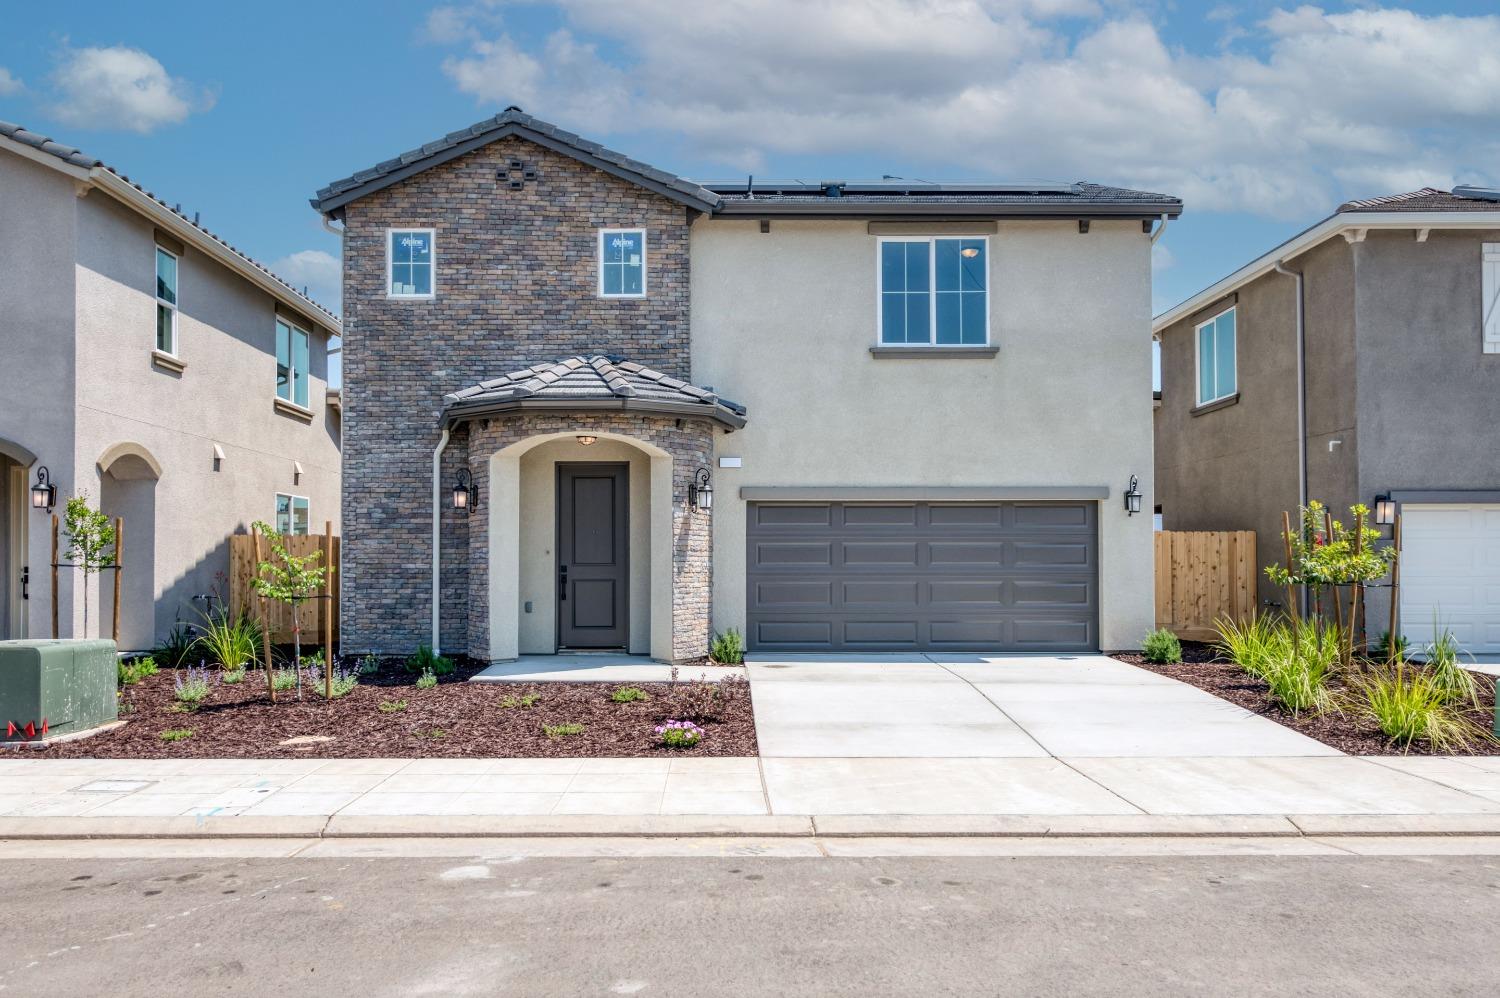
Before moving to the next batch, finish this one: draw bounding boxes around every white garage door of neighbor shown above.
[1400,503,1500,655]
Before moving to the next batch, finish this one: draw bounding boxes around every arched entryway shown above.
[97,442,162,649]
[0,436,37,640]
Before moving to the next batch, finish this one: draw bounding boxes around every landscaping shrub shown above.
[271,668,299,692]
[155,622,197,668]
[543,722,584,739]
[501,693,539,709]
[709,628,746,665]
[1355,664,1481,751]
[1374,630,1409,663]
[221,666,246,685]
[358,654,381,677]
[307,664,358,699]
[160,728,193,743]
[655,719,705,748]
[1424,629,1481,709]
[406,644,455,676]
[1216,615,1337,714]
[172,666,213,710]
[1141,628,1182,664]
[1214,614,1286,678]
[610,686,649,703]
[414,669,438,690]
[378,699,408,713]
[117,655,158,686]
[195,610,261,671]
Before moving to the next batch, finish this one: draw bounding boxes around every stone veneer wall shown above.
[463,413,715,662]
[339,135,695,654]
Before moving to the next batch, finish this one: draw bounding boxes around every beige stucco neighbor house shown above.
[0,122,342,651]
[315,109,1177,662]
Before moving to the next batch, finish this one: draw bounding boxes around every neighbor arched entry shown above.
[0,435,37,640]
[97,442,162,649]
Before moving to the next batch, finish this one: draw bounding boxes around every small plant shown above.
[500,693,540,709]
[1215,613,1285,678]
[378,698,408,713]
[1425,629,1481,709]
[1356,664,1482,751]
[194,609,261,671]
[303,647,326,671]
[1141,628,1183,664]
[414,669,438,690]
[358,653,381,677]
[709,627,746,665]
[159,728,194,743]
[221,666,246,685]
[271,667,300,692]
[307,664,358,699]
[415,727,448,740]
[155,622,198,669]
[61,493,116,637]
[542,722,585,739]
[655,719,705,748]
[406,644,455,676]
[610,686,649,703]
[1263,621,1340,715]
[1374,630,1409,663]
[117,655,159,686]
[172,664,213,710]
[250,520,328,699]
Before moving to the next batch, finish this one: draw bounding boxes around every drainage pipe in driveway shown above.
[431,427,451,655]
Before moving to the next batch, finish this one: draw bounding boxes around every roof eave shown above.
[442,396,747,430]
[711,200,1181,220]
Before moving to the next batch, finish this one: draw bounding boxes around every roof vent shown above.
[821,181,846,198]
[1454,185,1500,203]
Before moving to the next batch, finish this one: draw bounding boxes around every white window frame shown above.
[275,318,312,409]
[598,228,648,299]
[155,245,179,356]
[274,493,310,536]
[874,235,992,347]
[386,227,436,300]
[1483,242,1500,354]
[1194,304,1238,406]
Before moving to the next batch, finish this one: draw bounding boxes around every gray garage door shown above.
[746,501,1098,653]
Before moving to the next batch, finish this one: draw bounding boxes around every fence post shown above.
[50,514,59,639]
[1387,514,1402,664]
[323,521,333,699]
[253,528,276,704]
[112,516,123,645]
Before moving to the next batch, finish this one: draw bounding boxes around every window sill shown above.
[1191,392,1239,417]
[869,345,998,359]
[386,294,435,302]
[274,397,316,422]
[151,349,186,373]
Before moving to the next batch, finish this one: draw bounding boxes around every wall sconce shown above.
[688,467,714,511]
[576,435,598,446]
[1123,475,1143,516]
[30,466,56,511]
[1373,494,1396,526]
[452,468,475,512]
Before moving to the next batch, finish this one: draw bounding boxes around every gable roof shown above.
[312,107,722,216]
[442,355,747,429]
[1153,187,1500,334]
[706,180,1181,219]
[0,120,341,332]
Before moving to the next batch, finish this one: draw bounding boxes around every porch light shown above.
[452,468,475,512]
[1374,494,1396,526]
[689,467,714,512]
[960,247,980,258]
[576,435,598,446]
[30,466,56,511]
[1123,475,1143,516]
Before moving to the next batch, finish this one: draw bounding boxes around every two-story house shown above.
[313,108,1177,662]
[1154,188,1500,654]
[0,121,341,651]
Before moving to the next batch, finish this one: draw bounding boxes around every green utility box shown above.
[0,640,118,743]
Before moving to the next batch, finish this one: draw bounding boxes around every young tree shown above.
[250,520,326,699]
[62,493,116,638]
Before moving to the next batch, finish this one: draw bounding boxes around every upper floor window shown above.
[878,237,988,345]
[388,229,434,298]
[155,246,178,354]
[1483,242,1499,354]
[1195,306,1237,406]
[599,229,646,298]
[275,493,310,535]
[276,319,311,408]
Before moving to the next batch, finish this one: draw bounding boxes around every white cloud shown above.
[271,249,342,316]
[0,67,22,96]
[434,2,1500,219]
[1151,242,1174,274]
[49,46,214,134]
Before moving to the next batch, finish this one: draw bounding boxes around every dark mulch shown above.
[37,657,756,759]
[1112,642,1499,756]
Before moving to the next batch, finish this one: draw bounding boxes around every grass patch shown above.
[159,728,193,743]
[609,686,648,703]
[377,698,408,713]
[501,693,540,709]
[1355,664,1482,751]
[542,722,585,739]
[414,728,448,740]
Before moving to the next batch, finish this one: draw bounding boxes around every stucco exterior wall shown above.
[691,218,1156,649]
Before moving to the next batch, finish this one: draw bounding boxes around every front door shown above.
[557,463,629,649]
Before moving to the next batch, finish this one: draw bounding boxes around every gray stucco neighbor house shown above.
[314,108,1179,662]
[1153,187,1500,654]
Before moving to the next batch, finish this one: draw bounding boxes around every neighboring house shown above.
[313,108,1177,662]
[1153,188,1500,653]
[0,122,341,651]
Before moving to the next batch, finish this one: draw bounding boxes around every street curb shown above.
[4,813,1500,840]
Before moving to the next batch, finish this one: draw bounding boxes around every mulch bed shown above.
[35,657,757,759]
[1112,642,1499,756]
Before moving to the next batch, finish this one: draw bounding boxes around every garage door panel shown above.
[747,501,1097,652]
[1400,503,1500,655]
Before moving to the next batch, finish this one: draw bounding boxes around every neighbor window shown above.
[599,229,646,297]
[275,494,310,535]
[878,237,988,345]
[1484,243,1500,353]
[275,319,311,408]
[1195,306,1237,405]
[388,229,434,297]
[155,246,178,354]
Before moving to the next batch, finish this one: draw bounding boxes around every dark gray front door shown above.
[557,463,629,649]
[746,501,1098,653]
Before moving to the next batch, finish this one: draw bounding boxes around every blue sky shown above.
[3,0,1498,332]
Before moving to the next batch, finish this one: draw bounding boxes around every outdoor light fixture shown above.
[452,468,475,512]
[30,466,56,511]
[1374,494,1396,526]
[576,435,598,446]
[1123,475,1143,516]
[689,467,714,511]
[961,247,980,258]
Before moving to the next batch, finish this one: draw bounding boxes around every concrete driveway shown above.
[747,653,1338,760]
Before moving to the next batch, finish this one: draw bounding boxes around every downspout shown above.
[1149,213,1169,245]
[431,426,451,654]
[1273,259,1309,616]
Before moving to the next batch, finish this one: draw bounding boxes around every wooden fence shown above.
[228,527,339,645]
[1154,530,1257,642]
